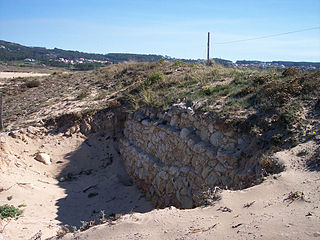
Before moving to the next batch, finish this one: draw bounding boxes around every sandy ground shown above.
[0,72,50,87]
[0,127,153,240]
[56,143,320,240]
[0,72,50,79]
[0,126,319,240]
[59,170,320,240]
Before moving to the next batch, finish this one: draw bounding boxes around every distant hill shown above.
[1,40,318,70]
[0,40,235,68]
[0,40,164,63]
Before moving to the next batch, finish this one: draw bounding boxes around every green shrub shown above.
[279,103,300,125]
[173,61,183,67]
[145,72,164,86]
[270,134,283,146]
[0,204,23,219]
[202,84,231,96]
[202,86,214,96]
[253,75,273,85]
[234,86,255,98]
[282,67,301,77]
[25,80,40,88]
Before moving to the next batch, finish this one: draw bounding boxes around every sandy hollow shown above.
[0,126,319,240]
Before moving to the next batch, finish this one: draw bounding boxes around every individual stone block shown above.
[206,172,218,186]
[201,166,212,179]
[170,115,179,127]
[180,128,191,139]
[210,131,223,146]
[192,142,207,153]
[200,127,209,142]
[215,163,227,173]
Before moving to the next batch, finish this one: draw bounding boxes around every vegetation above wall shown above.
[1,60,319,149]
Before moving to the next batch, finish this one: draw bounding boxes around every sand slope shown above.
[57,171,320,240]
[0,127,319,240]
[0,127,153,240]
[57,141,320,240]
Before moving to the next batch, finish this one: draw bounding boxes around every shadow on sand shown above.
[54,131,154,228]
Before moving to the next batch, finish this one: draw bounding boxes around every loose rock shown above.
[35,153,51,165]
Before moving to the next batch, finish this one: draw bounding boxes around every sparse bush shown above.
[25,79,40,88]
[202,84,231,97]
[259,154,285,174]
[279,104,300,125]
[202,86,215,96]
[290,136,299,147]
[251,125,262,135]
[282,67,301,77]
[144,72,164,86]
[173,61,183,67]
[0,204,23,219]
[253,75,273,85]
[234,86,254,97]
[284,191,304,205]
[270,134,283,146]
[193,187,221,206]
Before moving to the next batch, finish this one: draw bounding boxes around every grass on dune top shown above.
[1,60,319,131]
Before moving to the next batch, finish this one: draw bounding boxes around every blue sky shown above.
[0,0,319,62]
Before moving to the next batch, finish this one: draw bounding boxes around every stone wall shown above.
[119,103,258,209]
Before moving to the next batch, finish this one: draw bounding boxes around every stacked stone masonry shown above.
[119,103,252,209]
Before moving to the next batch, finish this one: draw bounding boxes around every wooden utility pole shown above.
[207,32,210,66]
[0,92,3,131]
